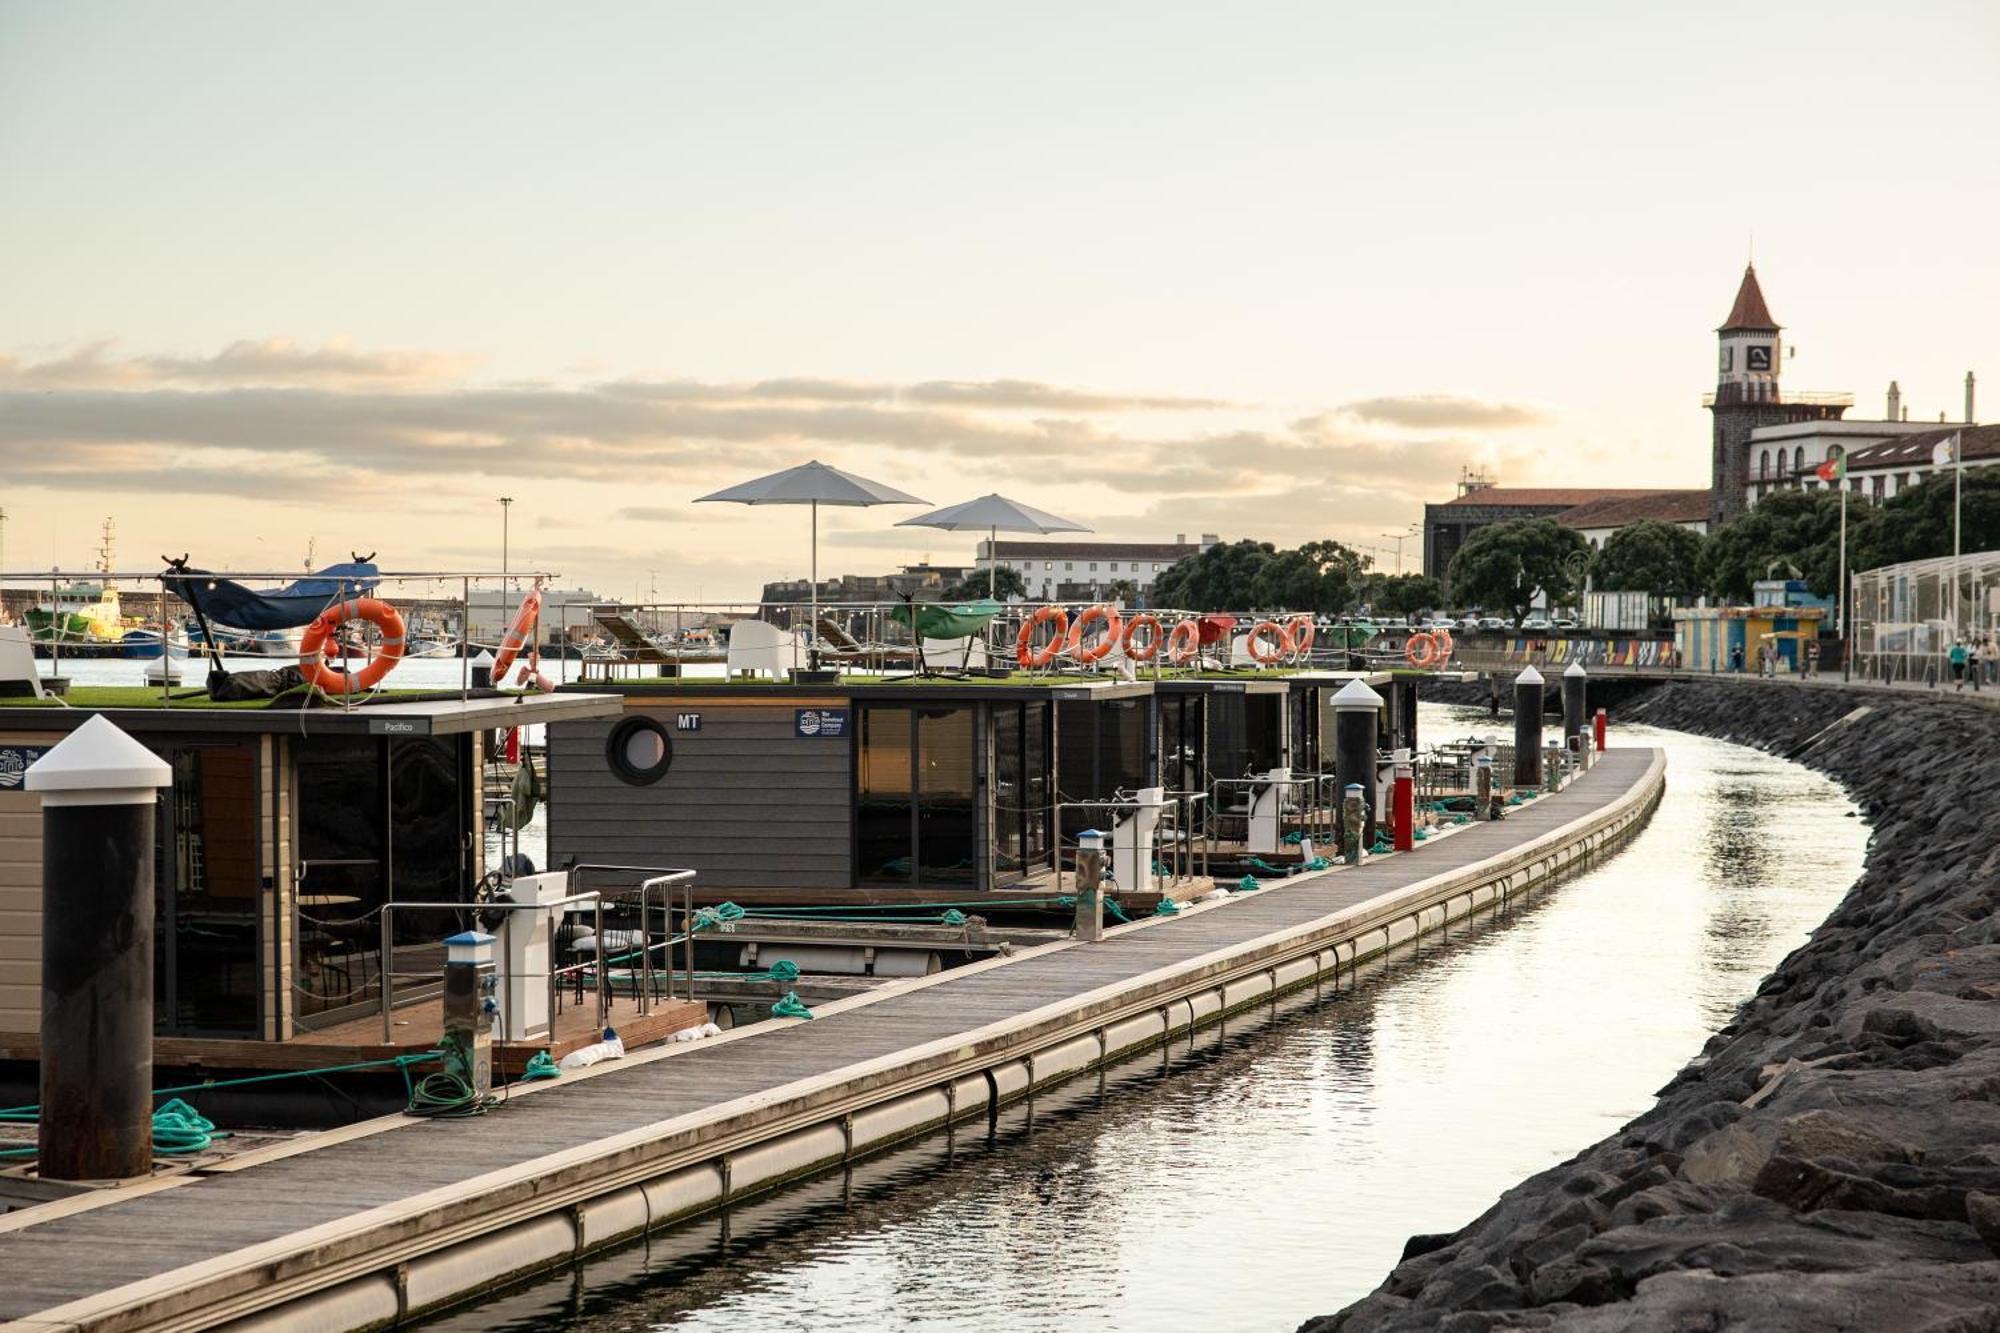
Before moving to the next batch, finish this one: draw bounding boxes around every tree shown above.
[943,565,1026,601]
[1105,577,1139,605]
[1365,572,1444,618]
[1850,468,2000,572]
[1446,518,1591,624]
[1249,539,1369,612]
[1698,488,1843,601]
[1592,520,1708,599]
[1151,539,1277,610]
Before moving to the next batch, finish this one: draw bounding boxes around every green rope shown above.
[1414,827,1430,841]
[1154,898,1181,916]
[1103,896,1131,924]
[521,1051,562,1081]
[771,991,815,1020]
[151,1098,224,1154]
[1237,875,1262,892]
[1302,855,1331,871]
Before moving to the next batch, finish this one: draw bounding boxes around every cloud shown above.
[0,337,475,389]
[901,380,1230,411]
[1338,395,1550,429]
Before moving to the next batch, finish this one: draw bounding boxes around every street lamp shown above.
[1380,524,1420,575]
[499,497,514,593]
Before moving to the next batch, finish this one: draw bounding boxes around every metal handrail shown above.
[568,865,700,1014]
[379,892,605,1043]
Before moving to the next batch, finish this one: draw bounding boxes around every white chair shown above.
[1109,786,1164,893]
[0,628,43,700]
[1247,766,1292,854]
[725,619,807,678]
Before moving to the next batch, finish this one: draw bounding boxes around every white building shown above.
[976,534,1219,602]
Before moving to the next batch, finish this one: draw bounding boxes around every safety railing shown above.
[1208,774,1329,853]
[378,892,606,1043]
[565,864,701,1015]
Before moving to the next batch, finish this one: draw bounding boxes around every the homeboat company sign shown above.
[0,747,50,790]
[795,708,849,738]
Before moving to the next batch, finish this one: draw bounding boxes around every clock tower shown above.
[1707,264,1847,525]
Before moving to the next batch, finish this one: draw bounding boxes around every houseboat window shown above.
[857,706,915,884]
[606,716,673,785]
[1056,699,1147,843]
[154,745,262,1035]
[991,701,1051,882]
[856,704,981,887]
[917,707,976,883]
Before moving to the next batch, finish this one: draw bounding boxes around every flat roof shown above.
[0,690,624,738]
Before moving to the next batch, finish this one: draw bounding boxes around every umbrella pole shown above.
[809,499,819,672]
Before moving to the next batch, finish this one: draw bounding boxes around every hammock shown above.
[163,560,381,631]
[890,599,1002,641]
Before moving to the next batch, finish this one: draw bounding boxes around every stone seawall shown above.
[1306,680,2000,1331]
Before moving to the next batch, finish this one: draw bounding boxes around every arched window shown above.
[1759,450,1770,479]
[1793,446,1805,473]
[1828,444,1844,463]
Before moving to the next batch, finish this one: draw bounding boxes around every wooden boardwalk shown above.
[0,747,1662,1333]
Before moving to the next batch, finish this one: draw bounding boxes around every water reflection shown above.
[421,713,1864,1333]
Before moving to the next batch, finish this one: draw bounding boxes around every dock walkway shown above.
[0,748,1663,1333]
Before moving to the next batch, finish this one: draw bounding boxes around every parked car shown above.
[1522,616,1553,632]
[1456,614,1482,633]
[1477,616,1508,632]
[1551,618,1578,631]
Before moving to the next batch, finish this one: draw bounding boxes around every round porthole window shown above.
[606,716,673,785]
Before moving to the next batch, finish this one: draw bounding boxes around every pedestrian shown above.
[1949,638,1969,692]
[1731,642,1744,673]
[1971,639,1984,693]
[1804,638,1820,679]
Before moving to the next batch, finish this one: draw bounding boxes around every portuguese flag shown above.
[1815,453,1846,483]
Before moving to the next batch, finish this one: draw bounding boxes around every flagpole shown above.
[1954,435,1963,640]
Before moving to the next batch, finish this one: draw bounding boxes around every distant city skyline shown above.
[2,1,1994,599]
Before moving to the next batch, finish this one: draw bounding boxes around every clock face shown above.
[1745,345,1772,372]
[1719,347,1733,372]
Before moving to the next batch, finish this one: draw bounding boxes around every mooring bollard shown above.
[1593,707,1608,752]
[1513,665,1545,789]
[1474,750,1499,821]
[1562,661,1587,750]
[1331,678,1385,852]
[1075,829,1106,943]
[1392,750,1414,852]
[1342,784,1366,864]
[25,715,173,1181]
[470,648,496,690]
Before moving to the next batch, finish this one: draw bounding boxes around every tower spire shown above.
[1719,264,1780,333]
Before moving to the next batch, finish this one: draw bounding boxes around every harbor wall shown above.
[1309,680,2000,1331]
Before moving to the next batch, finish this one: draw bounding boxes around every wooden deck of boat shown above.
[0,749,1660,1330]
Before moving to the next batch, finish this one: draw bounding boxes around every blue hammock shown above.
[163,561,381,631]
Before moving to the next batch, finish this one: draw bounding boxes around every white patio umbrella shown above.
[696,460,927,662]
[895,493,1092,598]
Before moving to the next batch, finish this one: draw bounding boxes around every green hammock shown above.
[891,599,1003,641]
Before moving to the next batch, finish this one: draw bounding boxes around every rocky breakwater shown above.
[1306,680,2000,1331]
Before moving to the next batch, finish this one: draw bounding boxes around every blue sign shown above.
[0,747,50,791]
[795,708,849,738]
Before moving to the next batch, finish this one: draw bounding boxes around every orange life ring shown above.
[1164,619,1201,665]
[1404,631,1441,669]
[299,598,407,696]
[1015,606,1070,669]
[1122,613,1162,662]
[492,586,543,678]
[1286,615,1315,658]
[1247,620,1288,665]
[1434,628,1454,662]
[1070,605,1122,663]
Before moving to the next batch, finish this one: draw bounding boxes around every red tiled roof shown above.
[1719,264,1780,332]
[1557,490,1712,528]
[1439,487,1669,509]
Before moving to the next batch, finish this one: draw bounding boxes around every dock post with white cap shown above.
[25,715,172,1182]
[1561,661,1588,764]
[1331,679,1385,853]
[1513,665,1545,790]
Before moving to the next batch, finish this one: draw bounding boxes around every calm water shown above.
[409,709,1864,1333]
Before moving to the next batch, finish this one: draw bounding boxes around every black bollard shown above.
[1561,661,1587,750]
[1331,678,1385,850]
[1513,665,1545,790]
[26,715,172,1181]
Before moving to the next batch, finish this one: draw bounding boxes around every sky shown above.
[2,1,1996,601]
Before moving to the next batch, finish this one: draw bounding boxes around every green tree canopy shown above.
[1592,520,1708,599]
[1151,539,1277,611]
[1850,469,2000,572]
[1698,488,1843,601]
[1446,518,1590,624]
[1357,572,1444,618]
[942,565,1026,601]
[1248,539,1369,612]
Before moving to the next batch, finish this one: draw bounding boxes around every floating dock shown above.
[0,747,1662,1333]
